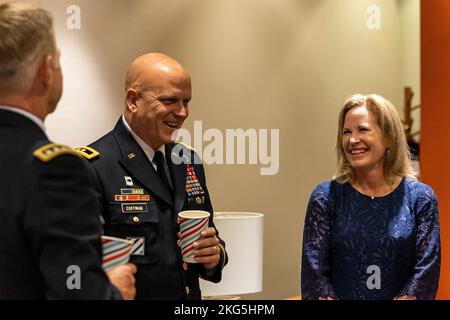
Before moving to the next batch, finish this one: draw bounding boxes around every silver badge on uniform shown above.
[124,176,133,187]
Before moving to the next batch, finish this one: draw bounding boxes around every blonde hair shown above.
[0,3,55,95]
[334,94,415,185]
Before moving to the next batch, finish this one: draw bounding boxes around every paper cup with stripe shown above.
[178,210,210,263]
[101,236,133,272]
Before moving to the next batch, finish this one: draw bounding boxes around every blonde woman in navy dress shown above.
[301,94,441,300]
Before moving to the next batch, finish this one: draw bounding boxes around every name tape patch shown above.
[121,203,149,213]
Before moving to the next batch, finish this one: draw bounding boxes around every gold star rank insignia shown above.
[33,143,81,162]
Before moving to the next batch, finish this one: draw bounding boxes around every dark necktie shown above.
[153,150,172,192]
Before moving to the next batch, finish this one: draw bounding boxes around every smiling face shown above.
[125,54,191,150]
[341,105,387,175]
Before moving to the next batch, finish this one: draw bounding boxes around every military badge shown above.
[115,195,150,202]
[34,143,80,162]
[74,146,100,160]
[126,237,145,256]
[185,165,205,197]
[121,188,145,195]
[124,176,133,186]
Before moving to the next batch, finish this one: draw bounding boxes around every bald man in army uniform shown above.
[77,53,228,299]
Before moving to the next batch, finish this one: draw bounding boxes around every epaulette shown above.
[176,142,197,153]
[74,146,100,160]
[33,143,80,162]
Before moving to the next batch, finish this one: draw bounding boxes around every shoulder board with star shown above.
[33,143,81,162]
[74,146,100,160]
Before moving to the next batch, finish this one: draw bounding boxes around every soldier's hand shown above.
[107,263,137,300]
[192,227,221,269]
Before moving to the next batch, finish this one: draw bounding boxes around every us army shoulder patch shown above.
[126,237,145,256]
[33,143,80,162]
[74,146,100,160]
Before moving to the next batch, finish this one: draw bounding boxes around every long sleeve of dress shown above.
[301,183,337,300]
[397,184,441,300]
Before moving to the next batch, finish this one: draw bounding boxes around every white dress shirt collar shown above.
[121,115,166,170]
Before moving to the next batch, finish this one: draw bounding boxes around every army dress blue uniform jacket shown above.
[83,118,228,300]
[0,109,120,299]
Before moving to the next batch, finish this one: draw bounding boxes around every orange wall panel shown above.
[421,0,450,300]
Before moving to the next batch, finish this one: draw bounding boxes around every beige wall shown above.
[1,0,419,299]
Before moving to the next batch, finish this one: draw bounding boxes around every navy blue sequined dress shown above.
[301,178,440,300]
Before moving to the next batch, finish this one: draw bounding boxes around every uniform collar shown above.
[121,115,165,164]
[0,105,45,133]
[112,117,188,212]
[114,117,174,207]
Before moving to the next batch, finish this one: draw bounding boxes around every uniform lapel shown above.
[112,119,174,208]
[166,143,187,214]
